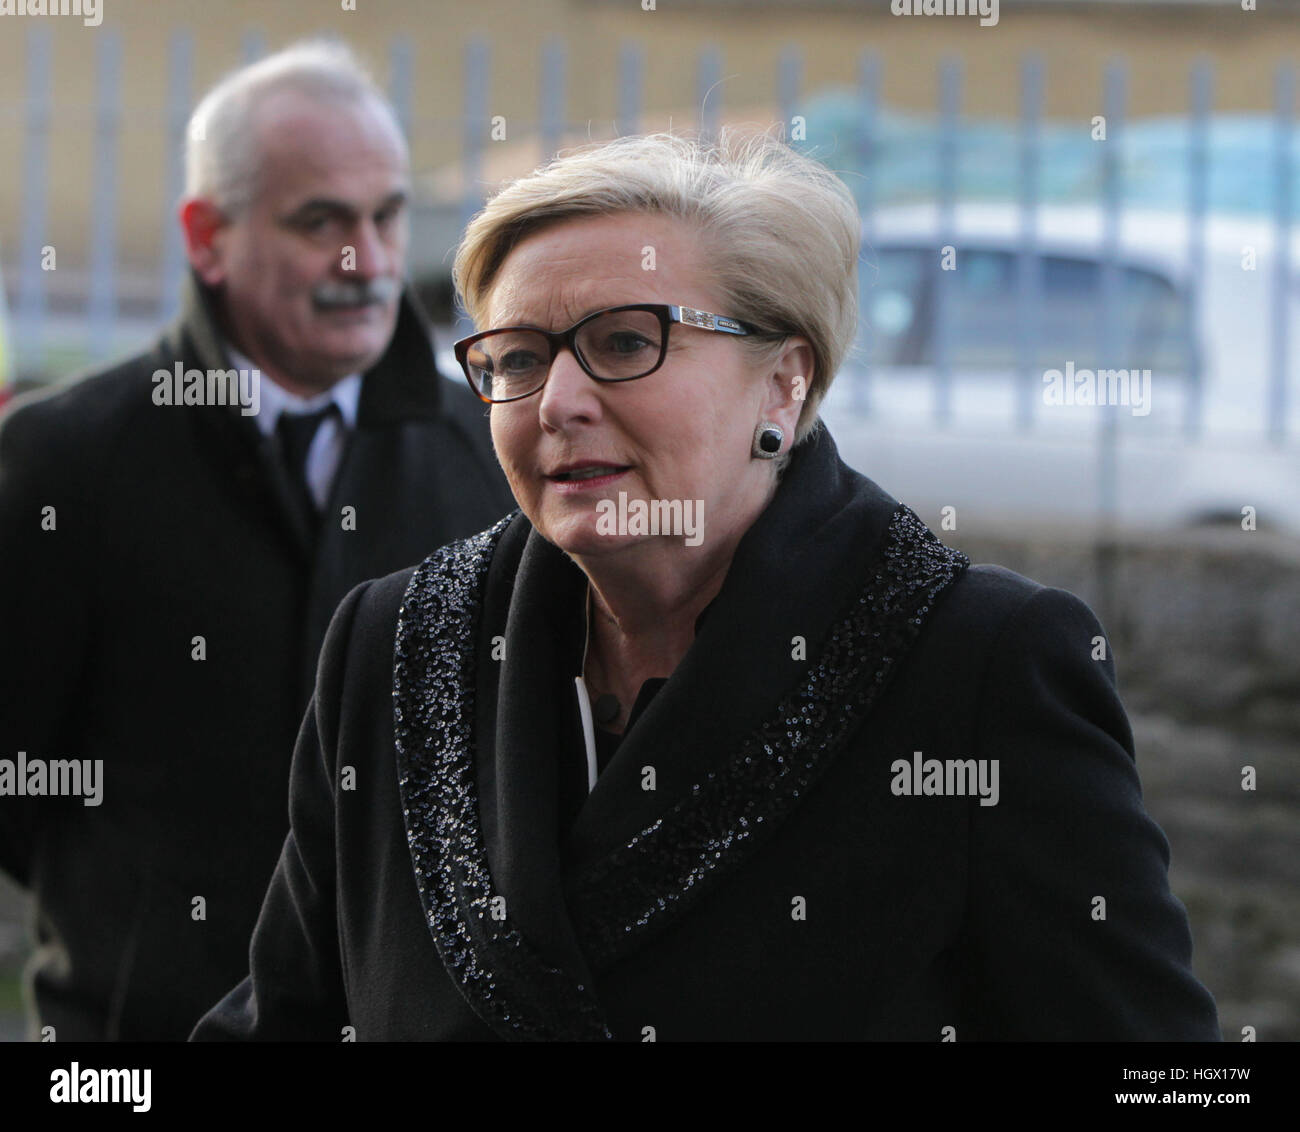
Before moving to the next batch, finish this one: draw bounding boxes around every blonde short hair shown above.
[452,129,860,442]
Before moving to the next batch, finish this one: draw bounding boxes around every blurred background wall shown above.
[5,0,1300,370]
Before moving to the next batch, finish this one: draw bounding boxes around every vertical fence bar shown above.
[17,25,53,373]
[778,46,802,142]
[933,57,961,427]
[1016,55,1043,432]
[1093,61,1128,625]
[460,35,490,230]
[1269,63,1293,447]
[697,46,722,139]
[1097,61,1127,531]
[241,29,266,65]
[854,52,880,416]
[388,37,415,307]
[1185,58,1211,440]
[158,30,193,327]
[617,42,644,136]
[389,36,414,144]
[86,31,122,363]
[457,37,490,335]
[540,39,566,162]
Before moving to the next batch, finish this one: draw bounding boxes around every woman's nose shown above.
[537,344,603,430]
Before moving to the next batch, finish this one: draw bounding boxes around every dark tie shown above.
[275,403,339,540]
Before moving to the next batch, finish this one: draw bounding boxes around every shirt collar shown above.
[225,343,362,437]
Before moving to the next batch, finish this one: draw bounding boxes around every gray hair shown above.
[452,129,861,442]
[184,39,405,215]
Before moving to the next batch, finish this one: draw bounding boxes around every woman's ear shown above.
[762,336,815,444]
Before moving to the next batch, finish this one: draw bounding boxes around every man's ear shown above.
[762,336,815,444]
[179,197,231,287]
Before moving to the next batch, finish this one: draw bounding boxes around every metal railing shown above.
[4,28,1296,453]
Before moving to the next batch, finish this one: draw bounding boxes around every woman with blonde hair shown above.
[195,130,1218,1041]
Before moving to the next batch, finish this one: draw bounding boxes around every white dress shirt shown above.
[229,346,363,510]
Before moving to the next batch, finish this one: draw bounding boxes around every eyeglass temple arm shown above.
[669,305,754,337]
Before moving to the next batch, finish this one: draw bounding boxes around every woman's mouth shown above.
[545,464,631,491]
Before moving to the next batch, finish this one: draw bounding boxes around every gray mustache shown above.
[312,277,400,309]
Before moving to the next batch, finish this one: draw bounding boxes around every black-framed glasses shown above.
[453,303,763,404]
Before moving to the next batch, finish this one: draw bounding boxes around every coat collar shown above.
[392,428,970,1040]
[163,271,448,560]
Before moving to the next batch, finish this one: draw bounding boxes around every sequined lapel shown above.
[561,501,969,976]
[393,514,612,1041]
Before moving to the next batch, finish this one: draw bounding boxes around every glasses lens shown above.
[466,330,552,401]
[575,309,664,380]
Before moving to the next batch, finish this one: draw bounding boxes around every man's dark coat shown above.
[191,430,1221,1041]
[0,275,514,1040]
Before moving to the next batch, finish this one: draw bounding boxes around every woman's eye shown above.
[605,333,651,354]
[500,350,543,373]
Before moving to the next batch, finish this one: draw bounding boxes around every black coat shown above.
[192,429,1221,1041]
[0,274,515,1040]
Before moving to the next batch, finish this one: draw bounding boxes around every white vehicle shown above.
[819,203,1300,533]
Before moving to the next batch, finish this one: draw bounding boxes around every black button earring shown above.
[752,422,784,459]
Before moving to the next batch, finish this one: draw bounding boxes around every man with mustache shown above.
[0,40,513,1040]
